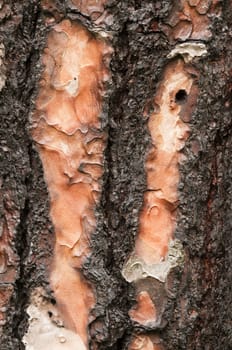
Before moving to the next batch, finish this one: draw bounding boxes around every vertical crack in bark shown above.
[24,19,112,349]
[12,141,38,346]
[0,2,42,343]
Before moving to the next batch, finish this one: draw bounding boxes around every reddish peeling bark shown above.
[129,291,157,326]
[68,0,106,19]
[136,60,197,265]
[129,335,163,350]
[122,2,225,348]
[31,19,111,347]
[161,0,222,41]
[123,59,198,348]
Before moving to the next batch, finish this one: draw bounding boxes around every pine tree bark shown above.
[0,1,231,349]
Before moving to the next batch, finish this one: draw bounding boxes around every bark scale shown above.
[0,1,231,350]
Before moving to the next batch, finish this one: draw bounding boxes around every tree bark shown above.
[0,1,231,349]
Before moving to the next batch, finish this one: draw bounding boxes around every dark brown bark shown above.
[0,1,231,349]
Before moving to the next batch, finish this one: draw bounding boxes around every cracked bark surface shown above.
[0,1,231,349]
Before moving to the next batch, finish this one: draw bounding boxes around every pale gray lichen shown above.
[23,288,87,350]
[167,42,207,63]
[122,239,185,283]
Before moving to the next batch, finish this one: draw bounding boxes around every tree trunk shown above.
[0,1,231,349]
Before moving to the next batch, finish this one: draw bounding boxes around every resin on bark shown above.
[23,288,86,350]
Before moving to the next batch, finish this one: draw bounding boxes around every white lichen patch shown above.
[23,288,87,350]
[122,239,184,283]
[167,42,207,63]
[0,43,6,91]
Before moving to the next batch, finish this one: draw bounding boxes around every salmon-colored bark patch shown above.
[126,1,218,346]
[156,0,221,41]
[125,59,198,344]
[135,59,197,266]
[129,335,163,350]
[32,19,111,346]
[129,291,157,326]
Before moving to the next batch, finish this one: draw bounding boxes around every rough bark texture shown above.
[0,1,231,349]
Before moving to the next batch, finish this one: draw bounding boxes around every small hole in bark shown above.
[50,297,56,305]
[48,311,53,318]
[74,77,77,80]
[175,89,187,105]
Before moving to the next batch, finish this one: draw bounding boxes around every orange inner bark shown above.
[128,58,198,350]
[129,291,157,326]
[166,0,221,41]
[135,60,194,266]
[129,335,162,350]
[32,19,111,346]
